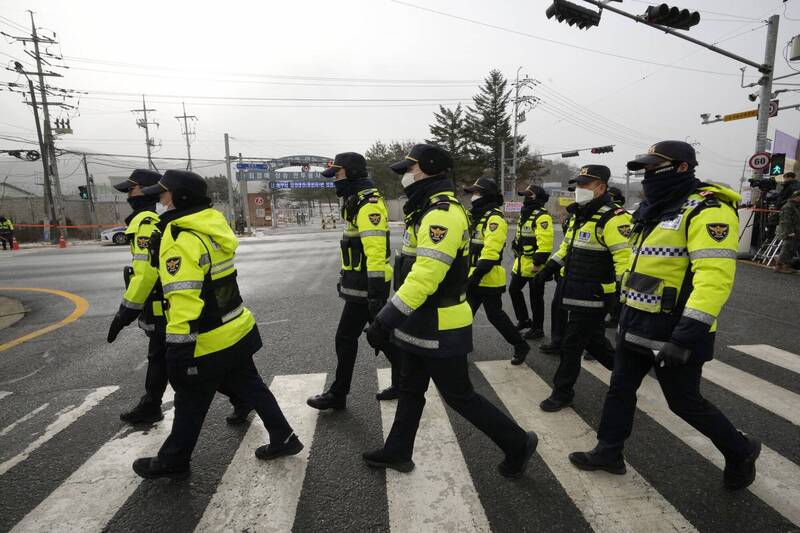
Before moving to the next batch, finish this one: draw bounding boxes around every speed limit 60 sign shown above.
[748,152,771,171]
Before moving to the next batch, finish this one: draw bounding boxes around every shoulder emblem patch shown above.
[488,222,499,232]
[429,225,448,244]
[617,224,632,238]
[706,223,729,243]
[137,236,150,249]
[165,256,182,276]
[369,213,381,226]
[540,220,549,229]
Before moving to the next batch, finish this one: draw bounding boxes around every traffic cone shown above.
[58,235,66,248]
[11,237,19,251]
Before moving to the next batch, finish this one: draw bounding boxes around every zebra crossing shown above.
[0,343,798,532]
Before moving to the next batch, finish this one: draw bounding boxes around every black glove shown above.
[368,298,386,321]
[469,260,493,287]
[365,318,392,354]
[536,259,560,283]
[106,304,141,343]
[654,342,691,368]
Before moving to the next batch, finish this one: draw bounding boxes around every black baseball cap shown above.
[141,169,207,197]
[518,184,548,199]
[464,176,500,195]
[321,152,368,179]
[114,169,161,193]
[390,144,452,176]
[627,140,698,171]
[569,165,611,185]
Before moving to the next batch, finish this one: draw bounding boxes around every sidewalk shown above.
[0,295,26,331]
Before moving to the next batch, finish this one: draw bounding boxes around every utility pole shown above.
[25,77,56,239]
[175,102,197,171]
[752,15,780,180]
[132,95,158,170]
[500,141,506,195]
[238,153,252,235]
[510,68,539,193]
[223,133,236,227]
[81,154,99,239]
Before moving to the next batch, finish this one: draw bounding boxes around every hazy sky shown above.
[1,0,798,193]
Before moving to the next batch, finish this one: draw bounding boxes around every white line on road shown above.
[377,368,492,533]
[477,361,696,533]
[0,366,44,386]
[195,373,326,533]
[0,403,49,437]
[0,386,118,477]
[729,344,800,375]
[582,360,800,526]
[0,391,11,401]
[11,389,174,532]
[704,360,800,426]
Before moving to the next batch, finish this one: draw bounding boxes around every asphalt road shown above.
[0,229,799,533]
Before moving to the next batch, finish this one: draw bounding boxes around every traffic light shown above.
[591,145,614,154]
[78,186,89,200]
[643,4,700,30]
[545,0,601,30]
[561,151,580,158]
[770,153,786,177]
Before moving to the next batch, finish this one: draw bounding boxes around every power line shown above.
[68,89,473,103]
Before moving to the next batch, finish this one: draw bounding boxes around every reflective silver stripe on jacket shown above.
[391,294,414,316]
[417,247,454,265]
[340,287,368,298]
[401,246,417,256]
[198,253,211,266]
[343,230,360,238]
[132,253,149,262]
[138,318,155,332]
[367,270,385,278]
[122,298,144,310]
[688,248,737,260]
[163,280,204,294]
[608,242,629,252]
[623,332,665,351]
[360,230,386,238]
[632,246,689,257]
[552,254,564,265]
[683,306,716,325]
[394,329,439,349]
[210,258,235,275]
[571,241,606,251]
[221,304,244,324]
[165,333,197,344]
[561,297,605,308]
[471,238,484,245]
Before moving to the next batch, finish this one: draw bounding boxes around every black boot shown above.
[376,386,400,401]
[511,342,531,366]
[723,435,761,490]
[523,328,544,340]
[306,391,346,411]
[498,431,538,478]
[362,449,415,473]
[515,319,533,331]
[255,433,304,460]
[539,396,573,412]
[568,450,626,475]
[539,341,560,355]
[226,406,253,425]
[120,403,163,425]
[132,457,190,479]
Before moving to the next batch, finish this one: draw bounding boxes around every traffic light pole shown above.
[82,154,98,239]
[752,15,780,179]
[223,133,237,227]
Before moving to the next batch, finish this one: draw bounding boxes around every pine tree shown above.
[428,104,467,157]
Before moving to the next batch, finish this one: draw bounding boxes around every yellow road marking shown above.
[0,288,89,353]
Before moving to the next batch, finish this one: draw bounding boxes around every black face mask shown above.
[127,195,156,212]
[334,180,351,198]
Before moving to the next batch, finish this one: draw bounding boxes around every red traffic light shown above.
[644,3,700,30]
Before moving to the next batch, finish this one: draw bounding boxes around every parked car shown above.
[100,226,128,246]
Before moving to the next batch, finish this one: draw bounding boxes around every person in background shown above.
[775,190,800,274]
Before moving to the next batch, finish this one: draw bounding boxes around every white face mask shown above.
[471,194,482,203]
[574,187,595,205]
[155,202,169,214]
[401,172,416,189]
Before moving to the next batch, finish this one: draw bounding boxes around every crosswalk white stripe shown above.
[476,361,697,533]
[0,403,49,437]
[376,368,492,533]
[195,373,327,533]
[582,360,800,527]
[703,360,800,426]
[11,389,174,532]
[729,344,800,375]
[0,391,12,401]
[0,386,118,477]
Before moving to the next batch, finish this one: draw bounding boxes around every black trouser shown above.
[508,273,545,331]
[330,299,400,397]
[595,342,751,463]
[140,327,248,413]
[467,291,525,347]
[158,343,292,466]
[551,309,615,402]
[549,277,567,346]
[0,231,10,250]
[383,347,528,461]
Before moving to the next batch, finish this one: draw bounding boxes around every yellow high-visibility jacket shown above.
[512,207,554,277]
[468,208,508,292]
[121,210,164,332]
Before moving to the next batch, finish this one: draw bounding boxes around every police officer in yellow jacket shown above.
[508,185,554,345]
[363,144,537,477]
[0,215,13,250]
[306,152,400,410]
[535,165,631,412]
[464,177,531,365]
[131,170,301,479]
[570,141,760,490]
